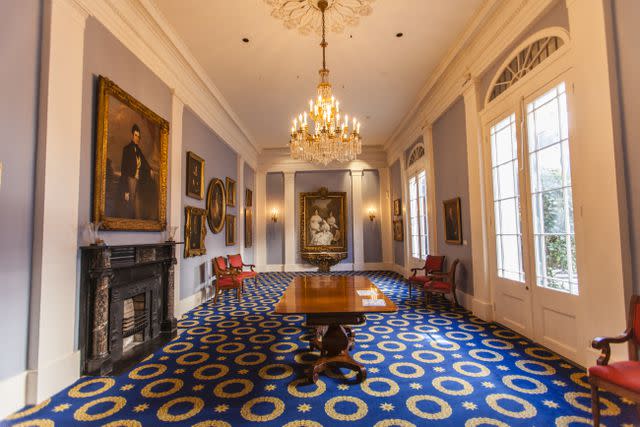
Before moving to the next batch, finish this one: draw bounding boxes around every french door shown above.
[485,77,580,361]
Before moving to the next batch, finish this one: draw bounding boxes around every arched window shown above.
[406,142,429,260]
[407,144,425,168]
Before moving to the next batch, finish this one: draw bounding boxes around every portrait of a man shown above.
[443,197,462,244]
[94,76,168,231]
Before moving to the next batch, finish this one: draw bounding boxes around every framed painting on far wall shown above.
[443,197,462,244]
[226,177,236,207]
[225,214,236,246]
[93,76,169,231]
[245,188,253,207]
[186,151,204,199]
[245,208,252,248]
[184,206,207,257]
[393,218,404,241]
[393,199,401,216]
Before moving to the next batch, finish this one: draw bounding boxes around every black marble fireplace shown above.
[79,242,178,375]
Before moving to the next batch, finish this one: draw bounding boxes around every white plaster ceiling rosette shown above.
[265,0,375,34]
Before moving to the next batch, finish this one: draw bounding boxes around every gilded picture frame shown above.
[443,197,463,245]
[226,214,236,246]
[93,76,169,231]
[206,178,226,234]
[393,218,404,241]
[184,206,207,257]
[393,198,402,216]
[226,177,236,207]
[245,208,253,248]
[300,187,347,253]
[186,151,205,200]
[245,188,253,207]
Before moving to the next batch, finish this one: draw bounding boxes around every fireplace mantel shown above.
[79,242,178,375]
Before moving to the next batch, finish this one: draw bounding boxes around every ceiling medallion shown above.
[265,0,374,35]
[287,0,362,166]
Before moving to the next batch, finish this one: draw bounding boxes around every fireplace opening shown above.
[122,293,148,353]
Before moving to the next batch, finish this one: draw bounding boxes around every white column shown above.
[255,171,267,269]
[462,80,493,321]
[236,156,245,257]
[379,167,393,267]
[283,171,296,270]
[351,169,365,270]
[566,0,631,366]
[27,0,88,404]
[399,157,411,276]
[169,91,184,317]
[422,126,439,254]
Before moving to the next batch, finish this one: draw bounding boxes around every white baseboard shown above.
[456,290,474,311]
[0,370,28,419]
[471,298,494,321]
[26,350,80,405]
[176,291,206,320]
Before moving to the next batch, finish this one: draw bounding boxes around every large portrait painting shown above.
[206,178,226,234]
[300,187,347,253]
[443,197,462,244]
[185,206,207,257]
[93,76,169,231]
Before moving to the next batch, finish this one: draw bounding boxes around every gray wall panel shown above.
[266,173,284,265]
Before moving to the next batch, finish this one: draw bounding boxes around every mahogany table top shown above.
[274,275,398,314]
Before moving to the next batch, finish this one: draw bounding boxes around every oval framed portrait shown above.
[206,178,226,234]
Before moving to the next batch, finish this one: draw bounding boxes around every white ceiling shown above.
[154,0,484,149]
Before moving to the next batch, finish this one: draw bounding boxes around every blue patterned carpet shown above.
[3,271,638,426]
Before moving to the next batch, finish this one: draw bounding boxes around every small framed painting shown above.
[245,188,253,207]
[184,206,207,257]
[226,177,236,207]
[393,199,402,216]
[393,218,403,241]
[186,151,204,199]
[225,214,236,246]
[245,208,253,248]
[443,197,462,244]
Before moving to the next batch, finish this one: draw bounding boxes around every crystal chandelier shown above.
[289,0,362,166]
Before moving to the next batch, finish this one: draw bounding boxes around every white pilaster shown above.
[255,171,267,269]
[379,167,393,266]
[399,157,411,276]
[27,0,88,405]
[462,80,493,321]
[351,170,365,270]
[422,126,439,255]
[566,0,631,366]
[169,92,184,318]
[237,156,245,257]
[284,171,296,269]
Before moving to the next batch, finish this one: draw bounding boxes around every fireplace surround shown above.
[79,242,178,375]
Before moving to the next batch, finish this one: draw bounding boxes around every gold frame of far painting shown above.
[93,75,169,231]
[184,206,207,257]
[299,187,347,254]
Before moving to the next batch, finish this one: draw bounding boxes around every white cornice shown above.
[76,0,259,169]
[385,0,558,166]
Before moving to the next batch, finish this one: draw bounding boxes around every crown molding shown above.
[75,0,258,169]
[385,0,558,166]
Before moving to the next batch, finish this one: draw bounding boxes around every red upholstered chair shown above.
[589,295,640,426]
[212,256,242,303]
[423,259,459,306]
[407,255,445,298]
[227,254,257,285]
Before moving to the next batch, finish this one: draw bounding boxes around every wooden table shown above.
[275,275,397,383]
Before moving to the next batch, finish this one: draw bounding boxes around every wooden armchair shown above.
[212,256,242,303]
[407,255,445,298]
[423,259,459,306]
[589,295,640,426]
[227,254,257,285]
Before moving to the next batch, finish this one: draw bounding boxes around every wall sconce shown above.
[271,208,279,223]
[368,207,376,222]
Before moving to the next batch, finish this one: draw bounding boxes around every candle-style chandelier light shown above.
[289,0,362,166]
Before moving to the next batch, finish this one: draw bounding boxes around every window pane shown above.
[409,177,417,200]
[533,144,563,192]
[498,198,518,234]
[412,236,420,258]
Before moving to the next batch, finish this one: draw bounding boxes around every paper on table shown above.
[362,299,386,307]
[356,290,378,296]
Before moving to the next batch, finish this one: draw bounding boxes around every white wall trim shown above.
[0,371,28,419]
[26,351,81,406]
[471,298,494,322]
[176,291,206,320]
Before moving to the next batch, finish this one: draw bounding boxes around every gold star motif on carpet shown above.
[134,403,149,413]
[433,367,445,372]
[393,354,403,359]
[337,384,349,390]
[462,402,477,410]
[481,381,495,388]
[380,403,394,411]
[369,367,379,373]
[159,356,169,361]
[452,354,463,358]
[543,400,559,408]
[215,404,229,413]
[497,365,509,371]
[174,369,185,374]
[120,384,134,391]
[298,403,312,413]
[560,363,572,369]
[193,384,204,391]
[552,380,567,387]
[53,403,70,412]
[409,383,422,390]
[265,384,276,391]
[238,369,249,374]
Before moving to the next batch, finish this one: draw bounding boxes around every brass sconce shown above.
[271,208,279,223]
[368,207,376,222]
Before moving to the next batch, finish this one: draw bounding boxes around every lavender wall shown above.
[362,170,383,263]
[180,107,238,299]
[612,0,640,294]
[0,0,41,380]
[243,164,256,265]
[295,171,353,265]
[390,160,404,266]
[432,97,474,295]
[266,173,284,265]
[78,17,172,246]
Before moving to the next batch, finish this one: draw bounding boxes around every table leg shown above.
[308,324,366,383]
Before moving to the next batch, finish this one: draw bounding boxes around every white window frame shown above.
[408,170,429,260]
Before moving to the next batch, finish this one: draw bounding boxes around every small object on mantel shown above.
[301,251,347,273]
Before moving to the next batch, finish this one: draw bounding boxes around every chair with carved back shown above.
[423,259,459,307]
[212,256,242,303]
[407,255,446,298]
[589,295,640,426]
[227,254,257,286]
